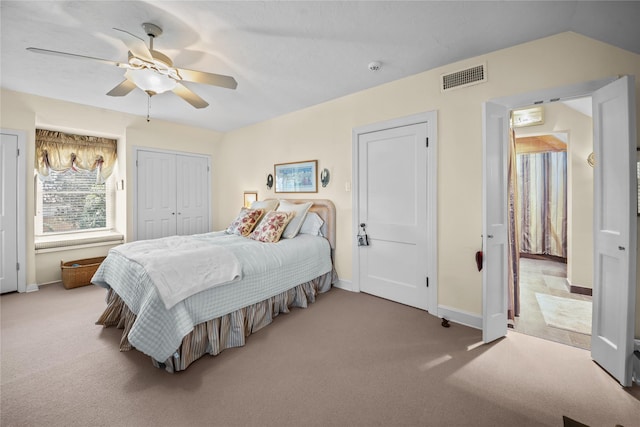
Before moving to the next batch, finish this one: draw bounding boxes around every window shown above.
[34,129,118,237]
[36,169,114,235]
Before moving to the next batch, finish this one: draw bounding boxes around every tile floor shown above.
[512,257,592,350]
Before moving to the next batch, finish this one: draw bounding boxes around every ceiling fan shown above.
[27,23,237,109]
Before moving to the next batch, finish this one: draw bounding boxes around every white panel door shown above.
[357,123,429,310]
[176,154,209,236]
[482,101,509,343]
[591,75,637,387]
[0,134,18,293]
[136,150,177,240]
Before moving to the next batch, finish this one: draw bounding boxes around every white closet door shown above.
[0,134,18,293]
[136,150,177,240]
[176,154,209,236]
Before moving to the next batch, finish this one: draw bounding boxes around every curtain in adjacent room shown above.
[35,129,117,182]
[516,151,567,258]
[507,129,520,320]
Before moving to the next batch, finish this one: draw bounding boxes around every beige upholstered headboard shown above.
[267,199,336,250]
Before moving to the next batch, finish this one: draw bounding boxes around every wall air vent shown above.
[440,63,487,92]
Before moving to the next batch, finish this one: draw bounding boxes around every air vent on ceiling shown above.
[440,63,487,92]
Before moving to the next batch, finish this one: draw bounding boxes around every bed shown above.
[93,199,337,372]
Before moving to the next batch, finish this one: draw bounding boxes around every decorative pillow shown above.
[250,199,280,212]
[277,200,313,239]
[249,211,294,243]
[299,211,324,236]
[251,199,280,230]
[225,208,265,236]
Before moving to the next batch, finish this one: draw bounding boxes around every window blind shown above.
[38,168,114,234]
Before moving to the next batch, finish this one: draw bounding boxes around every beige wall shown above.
[0,89,223,285]
[215,32,640,334]
[515,102,594,289]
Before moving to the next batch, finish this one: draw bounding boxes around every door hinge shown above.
[426,277,429,287]
[425,137,429,148]
[16,262,20,271]
[136,160,138,167]
[17,148,20,156]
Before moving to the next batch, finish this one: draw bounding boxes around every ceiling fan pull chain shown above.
[147,95,151,122]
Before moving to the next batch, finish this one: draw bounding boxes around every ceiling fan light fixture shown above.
[125,68,176,95]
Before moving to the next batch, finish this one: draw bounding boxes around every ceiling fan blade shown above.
[26,47,126,68]
[173,83,209,109]
[176,68,238,90]
[112,28,153,62]
[106,79,137,97]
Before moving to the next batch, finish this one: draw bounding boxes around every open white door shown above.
[483,76,637,386]
[482,101,509,343]
[591,75,637,387]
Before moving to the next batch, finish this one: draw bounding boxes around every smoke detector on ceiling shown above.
[368,61,382,72]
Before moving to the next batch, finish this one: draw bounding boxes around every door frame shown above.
[132,146,212,241]
[351,111,438,315]
[482,77,638,385]
[1,128,27,292]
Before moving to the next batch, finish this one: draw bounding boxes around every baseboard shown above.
[569,285,592,296]
[566,279,592,296]
[333,279,355,292]
[437,304,482,330]
[26,283,39,293]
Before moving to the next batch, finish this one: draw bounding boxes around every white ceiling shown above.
[1,1,639,132]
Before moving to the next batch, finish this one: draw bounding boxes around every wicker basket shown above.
[61,257,106,289]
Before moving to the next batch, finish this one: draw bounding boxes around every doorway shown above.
[134,147,211,241]
[509,121,593,350]
[482,76,637,387]
[0,129,27,294]
[352,111,438,314]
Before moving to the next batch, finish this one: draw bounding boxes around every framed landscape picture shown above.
[274,160,318,193]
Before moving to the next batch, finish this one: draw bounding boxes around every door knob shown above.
[358,223,369,246]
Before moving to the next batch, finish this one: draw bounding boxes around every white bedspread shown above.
[92,232,332,362]
[112,236,242,310]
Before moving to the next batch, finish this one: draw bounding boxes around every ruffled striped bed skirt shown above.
[95,269,336,373]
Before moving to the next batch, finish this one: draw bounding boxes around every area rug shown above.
[535,293,592,335]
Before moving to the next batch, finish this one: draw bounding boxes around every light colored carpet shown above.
[535,292,592,335]
[2,283,638,427]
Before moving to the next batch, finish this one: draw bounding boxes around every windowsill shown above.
[35,230,124,253]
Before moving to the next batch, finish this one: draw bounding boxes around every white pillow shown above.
[277,200,312,239]
[299,211,324,236]
[250,199,279,212]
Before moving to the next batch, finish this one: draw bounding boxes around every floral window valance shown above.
[35,129,117,182]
